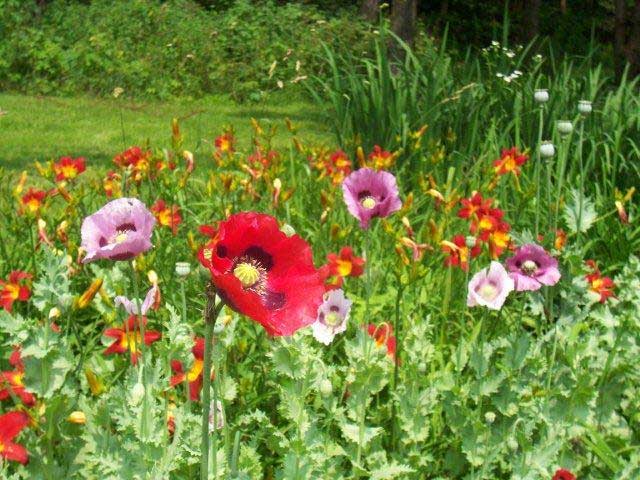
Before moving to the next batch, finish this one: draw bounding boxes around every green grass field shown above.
[0,93,333,169]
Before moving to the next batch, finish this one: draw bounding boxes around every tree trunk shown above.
[614,0,627,79]
[360,0,380,23]
[628,1,640,78]
[391,0,417,45]
[523,0,541,42]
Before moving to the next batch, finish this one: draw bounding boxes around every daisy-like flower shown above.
[467,261,514,310]
[312,289,352,345]
[342,168,402,229]
[198,212,325,336]
[53,156,86,182]
[104,287,162,364]
[20,188,46,215]
[81,198,155,263]
[552,469,576,480]
[170,337,207,401]
[0,411,29,464]
[0,348,36,406]
[505,244,560,291]
[0,271,32,312]
[365,323,397,362]
[442,235,481,271]
[151,199,182,235]
[585,260,616,303]
[493,147,528,176]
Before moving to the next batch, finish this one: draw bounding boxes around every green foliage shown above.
[0,0,371,102]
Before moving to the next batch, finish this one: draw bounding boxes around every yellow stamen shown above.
[324,312,342,327]
[479,284,498,300]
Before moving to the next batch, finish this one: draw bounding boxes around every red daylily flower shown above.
[554,229,567,250]
[442,235,481,271]
[198,212,325,336]
[552,469,576,480]
[0,411,29,464]
[53,156,86,181]
[215,132,235,154]
[20,188,46,215]
[585,260,616,303]
[170,337,210,401]
[103,171,121,198]
[113,146,152,181]
[151,199,182,235]
[103,316,162,364]
[365,323,397,362]
[368,145,394,169]
[0,348,35,406]
[0,271,32,312]
[327,247,365,278]
[493,147,528,176]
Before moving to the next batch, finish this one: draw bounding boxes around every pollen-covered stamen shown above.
[521,260,538,275]
[361,196,377,210]
[108,222,137,245]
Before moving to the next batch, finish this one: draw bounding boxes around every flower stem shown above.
[201,284,222,480]
[534,106,544,238]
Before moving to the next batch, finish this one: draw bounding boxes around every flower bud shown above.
[507,438,518,451]
[68,411,86,424]
[485,411,496,424]
[130,382,145,406]
[175,262,191,277]
[280,224,296,237]
[319,379,333,397]
[539,141,555,158]
[208,400,225,433]
[578,100,592,114]
[147,270,158,285]
[534,89,549,103]
[465,236,477,248]
[556,120,573,135]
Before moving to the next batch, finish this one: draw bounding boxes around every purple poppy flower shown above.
[467,261,514,310]
[342,168,402,229]
[81,198,155,263]
[311,289,352,345]
[505,243,561,291]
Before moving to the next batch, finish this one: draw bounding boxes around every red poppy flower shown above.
[0,411,29,464]
[170,337,210,401]
[0,348,36,406]
[365,323,397,362]
[327,247,365,278]
[151,199,182,235]
[552,469,576,480]
[493,147,528,176]
[585,261,616,303]
[53,156,86,181]
[198,212,325,336]
[103,316,162,364]
[0,271,32,312]
[20,188,46,215]
[442,235,481,271]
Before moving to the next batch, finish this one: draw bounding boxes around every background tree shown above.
[360,0,380,22]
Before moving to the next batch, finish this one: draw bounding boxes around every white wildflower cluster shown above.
[496,70,523,83]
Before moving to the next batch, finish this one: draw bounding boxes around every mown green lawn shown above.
[0,93,333,169]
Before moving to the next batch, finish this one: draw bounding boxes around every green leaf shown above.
[563,188,597,234]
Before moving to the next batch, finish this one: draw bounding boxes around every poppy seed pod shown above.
[557,120,573,136]
[534,89,549,103]
[175,261,191,277]
[578,100,592,114]
[540,141,555,158]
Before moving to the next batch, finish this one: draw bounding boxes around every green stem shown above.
[390,280,404,449]
[577,121,585,242]
[201,284,222,480]
[534,107,544,238]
